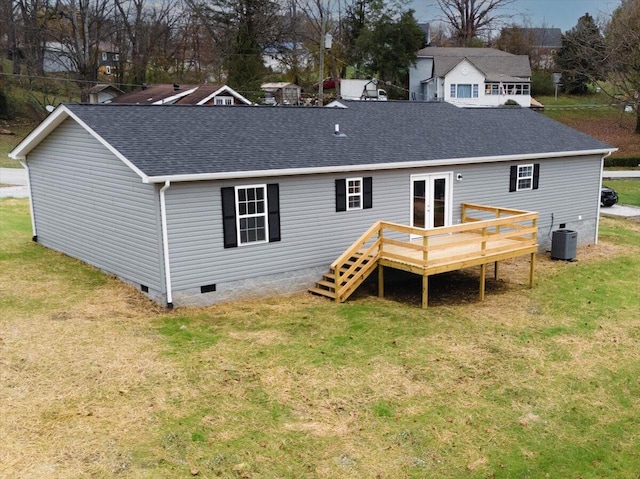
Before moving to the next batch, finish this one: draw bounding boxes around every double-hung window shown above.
[516,165,533,190]
[335,177,373,212]
[509,164,540,192]
[236,185,267,244]
[221,184,281,248]
[347,178,362,210]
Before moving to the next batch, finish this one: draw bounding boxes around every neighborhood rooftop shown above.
[417,47,532,82]
[14,101,613,182]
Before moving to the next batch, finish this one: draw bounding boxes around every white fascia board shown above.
[9,105,70,159]
[10,104,149,183]
[153,87,198,105]
[197,85,253,105]
[145,148,617,184]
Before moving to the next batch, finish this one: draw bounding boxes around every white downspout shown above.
[595,150,614,245]
[159,181,173,308]
[18,160,37,240]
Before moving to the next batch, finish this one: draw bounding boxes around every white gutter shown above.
[143,148,618,184]
[159,181,173,308]
[18,160,37,240]
[595,150,614,245]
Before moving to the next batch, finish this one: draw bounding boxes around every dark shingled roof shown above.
[173,84,225,104]
[417,47,531,82]
[62,101,613,179]
[109,84,199,104]
[503,27,563,48]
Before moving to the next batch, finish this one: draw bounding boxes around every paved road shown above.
[0,167,29,198]
[603,171,640,178]
[2,168,640,217]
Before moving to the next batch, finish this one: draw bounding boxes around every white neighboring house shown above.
[409,47,532,108]
[262,42,310,73]
[88,84,124,104]
[43,42,77,73]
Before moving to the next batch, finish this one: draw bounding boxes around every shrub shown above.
[0,87,16,120]
[531,70,556,96]
[604,156,640,168]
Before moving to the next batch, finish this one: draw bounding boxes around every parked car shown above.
[313,77,339,90]
[601,186,618,207]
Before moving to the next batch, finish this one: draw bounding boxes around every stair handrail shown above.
[331,221,382,270]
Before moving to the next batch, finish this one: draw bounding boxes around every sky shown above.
[409,0,623,33]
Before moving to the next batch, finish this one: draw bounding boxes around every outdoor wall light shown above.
[456,173,463,181]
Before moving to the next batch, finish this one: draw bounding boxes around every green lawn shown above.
[603,179,640,206]
[0,124,32,168]
[1,198,639,478]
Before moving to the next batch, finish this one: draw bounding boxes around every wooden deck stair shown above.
[309,203,539,308]
[309,253,377,300]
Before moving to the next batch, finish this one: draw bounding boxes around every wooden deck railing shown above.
[331,203,538,303]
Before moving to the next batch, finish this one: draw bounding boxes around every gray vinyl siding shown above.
[165,171,410,291]
[27,118,164,291]
[164,155,602,292]
[409,57,434,101]
[449,155,602,249]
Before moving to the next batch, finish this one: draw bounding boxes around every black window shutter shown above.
[335,179,346,212]
[267,183,281,242]
[509,165,517,192]
[533,163,540,190]
[363,177,373,209]
[221,187,237,248]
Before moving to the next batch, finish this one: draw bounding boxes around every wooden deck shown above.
[310,203,539,308]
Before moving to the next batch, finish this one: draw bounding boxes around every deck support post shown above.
[529,252,535,288]
[480,263,486,301]
[378,265,384,298]
[494,261,499,280]
[422,275,429,309]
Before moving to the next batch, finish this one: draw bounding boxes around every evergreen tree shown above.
[342,1,424,98]
[354,9,425,96]
[554,13,606,94]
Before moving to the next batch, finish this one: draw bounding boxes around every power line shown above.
[0,71,144,89]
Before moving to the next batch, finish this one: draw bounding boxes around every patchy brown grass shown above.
[554,114,640,157]
[2,203,639,478]
[1,283,179,478]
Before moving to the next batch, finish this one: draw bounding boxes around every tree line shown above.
[0,0,430,102]
[0,0,638,133]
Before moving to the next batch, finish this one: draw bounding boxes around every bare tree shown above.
[114,0,182,87]
[184,0,284,98]
[435,0,516,46]
[605,0,640,134]
[14,0,55,76]
[0,0,18,73]
[50,0,115,100]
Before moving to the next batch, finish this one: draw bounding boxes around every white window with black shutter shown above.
[336,177,372,212]
[510,164,540,192]
[221,184,280,248]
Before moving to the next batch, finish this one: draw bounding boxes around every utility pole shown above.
[318,6,326,105]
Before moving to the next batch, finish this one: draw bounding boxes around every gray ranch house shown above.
[10,101,614,307]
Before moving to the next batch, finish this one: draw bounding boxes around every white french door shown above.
[410,173,453,231]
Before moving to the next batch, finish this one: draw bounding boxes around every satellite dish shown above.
[45,105,55,113]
